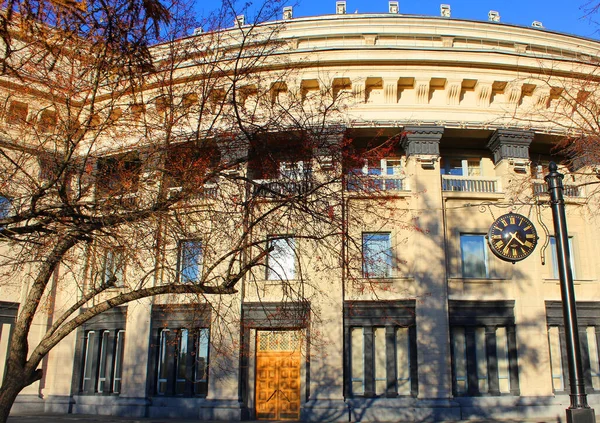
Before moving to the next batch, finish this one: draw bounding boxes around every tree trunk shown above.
[0,370,26,423]
[0,353,43,423]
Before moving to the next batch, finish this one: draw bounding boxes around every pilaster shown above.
[403,126,451,399]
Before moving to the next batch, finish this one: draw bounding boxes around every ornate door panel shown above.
[255,331,301,420]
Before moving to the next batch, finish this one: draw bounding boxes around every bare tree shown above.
[0,0,414,421]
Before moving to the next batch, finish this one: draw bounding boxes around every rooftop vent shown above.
[283,6,293,19]
[235,14,245,27]
[193,27,203,35]
[532,20,544,28]
[389,1,399,14]
[440,4,450,17]
[488,10,500,22]
[336,1,346,14]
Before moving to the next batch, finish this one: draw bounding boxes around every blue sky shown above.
[197,0,600,40]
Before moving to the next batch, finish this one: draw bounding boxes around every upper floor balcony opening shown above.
[344,137,407,194]
[440,154,499,193]
[164,140,221,199]
[96,151,142,200]
[248,133,314,198]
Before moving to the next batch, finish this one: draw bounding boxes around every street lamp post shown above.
[545,162,596,423]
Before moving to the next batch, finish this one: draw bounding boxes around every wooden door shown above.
[255,331,301,420]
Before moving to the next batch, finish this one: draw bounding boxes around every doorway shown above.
[255,330,301,420]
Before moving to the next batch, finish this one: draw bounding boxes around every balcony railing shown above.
[442,175,499,193]
[533,182,582,198]
[346,176,407,192]
[253,179,314,197]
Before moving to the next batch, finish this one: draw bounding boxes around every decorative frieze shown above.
[487,129,534,163]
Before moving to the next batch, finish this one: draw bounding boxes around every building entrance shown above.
[255,330,301,420]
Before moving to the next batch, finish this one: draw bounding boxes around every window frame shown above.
[102,248,125,287]
[73,307,127,396]
[344,301,418,398]
[546,301,600,394]
[440,157,482,176]
[177,239,203,284]
[0,196,11,220]
[449,300,520,397]
[549,236,577,280]
[266,235,296,281]
[460,233,489,279]
[362,232,393,279]
[150,305,211,397]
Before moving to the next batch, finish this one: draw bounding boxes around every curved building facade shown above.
[2,7,600,422]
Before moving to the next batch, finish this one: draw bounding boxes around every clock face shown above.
[487,213,538,262]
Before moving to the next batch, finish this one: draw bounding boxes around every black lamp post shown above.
[545,162,596,423]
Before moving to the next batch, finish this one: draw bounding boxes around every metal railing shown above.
[533,182,582,198]
[346,176,406,192]
[253,179,314,197]
[442,175,499,193]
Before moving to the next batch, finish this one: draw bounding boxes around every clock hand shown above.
[508,232,526,246]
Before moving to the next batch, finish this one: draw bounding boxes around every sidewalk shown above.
[6,413,562,423]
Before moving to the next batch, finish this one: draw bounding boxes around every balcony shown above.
[442,175,499,193]
[533,182,582,198]
[346,176,407,192]
[253,179,313,197]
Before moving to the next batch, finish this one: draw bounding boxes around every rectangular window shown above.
[351,327,364,395]
[279,161,309,180]
[81,331,96,392]
[496,326,511,393]
[178,240,202,283]
[548,326,564,391]
[362,232,392,278]
[451,325,516,396]
[267,236,295,281]
[113,330,125,394]
[396,327,411,395]
[176,329,188,395]
[77,309,126,395]
[97,330,110,393]
[550,236,576,279]
[80,328,126,395]
[588,327,600,390]
[460,234,488,278]
[350,325,415,397]
[345,301,416,398]
[103,249,124,287]
[0,196,10,219]
[195,328,209,386]
[548,322,600,393]
[374,327,386,395]
[156,327,210,396]
[441,158,481,176]
[0,323,12,384]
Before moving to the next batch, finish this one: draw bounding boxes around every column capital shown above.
[487,129,534,164]
[401,126,444,157]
